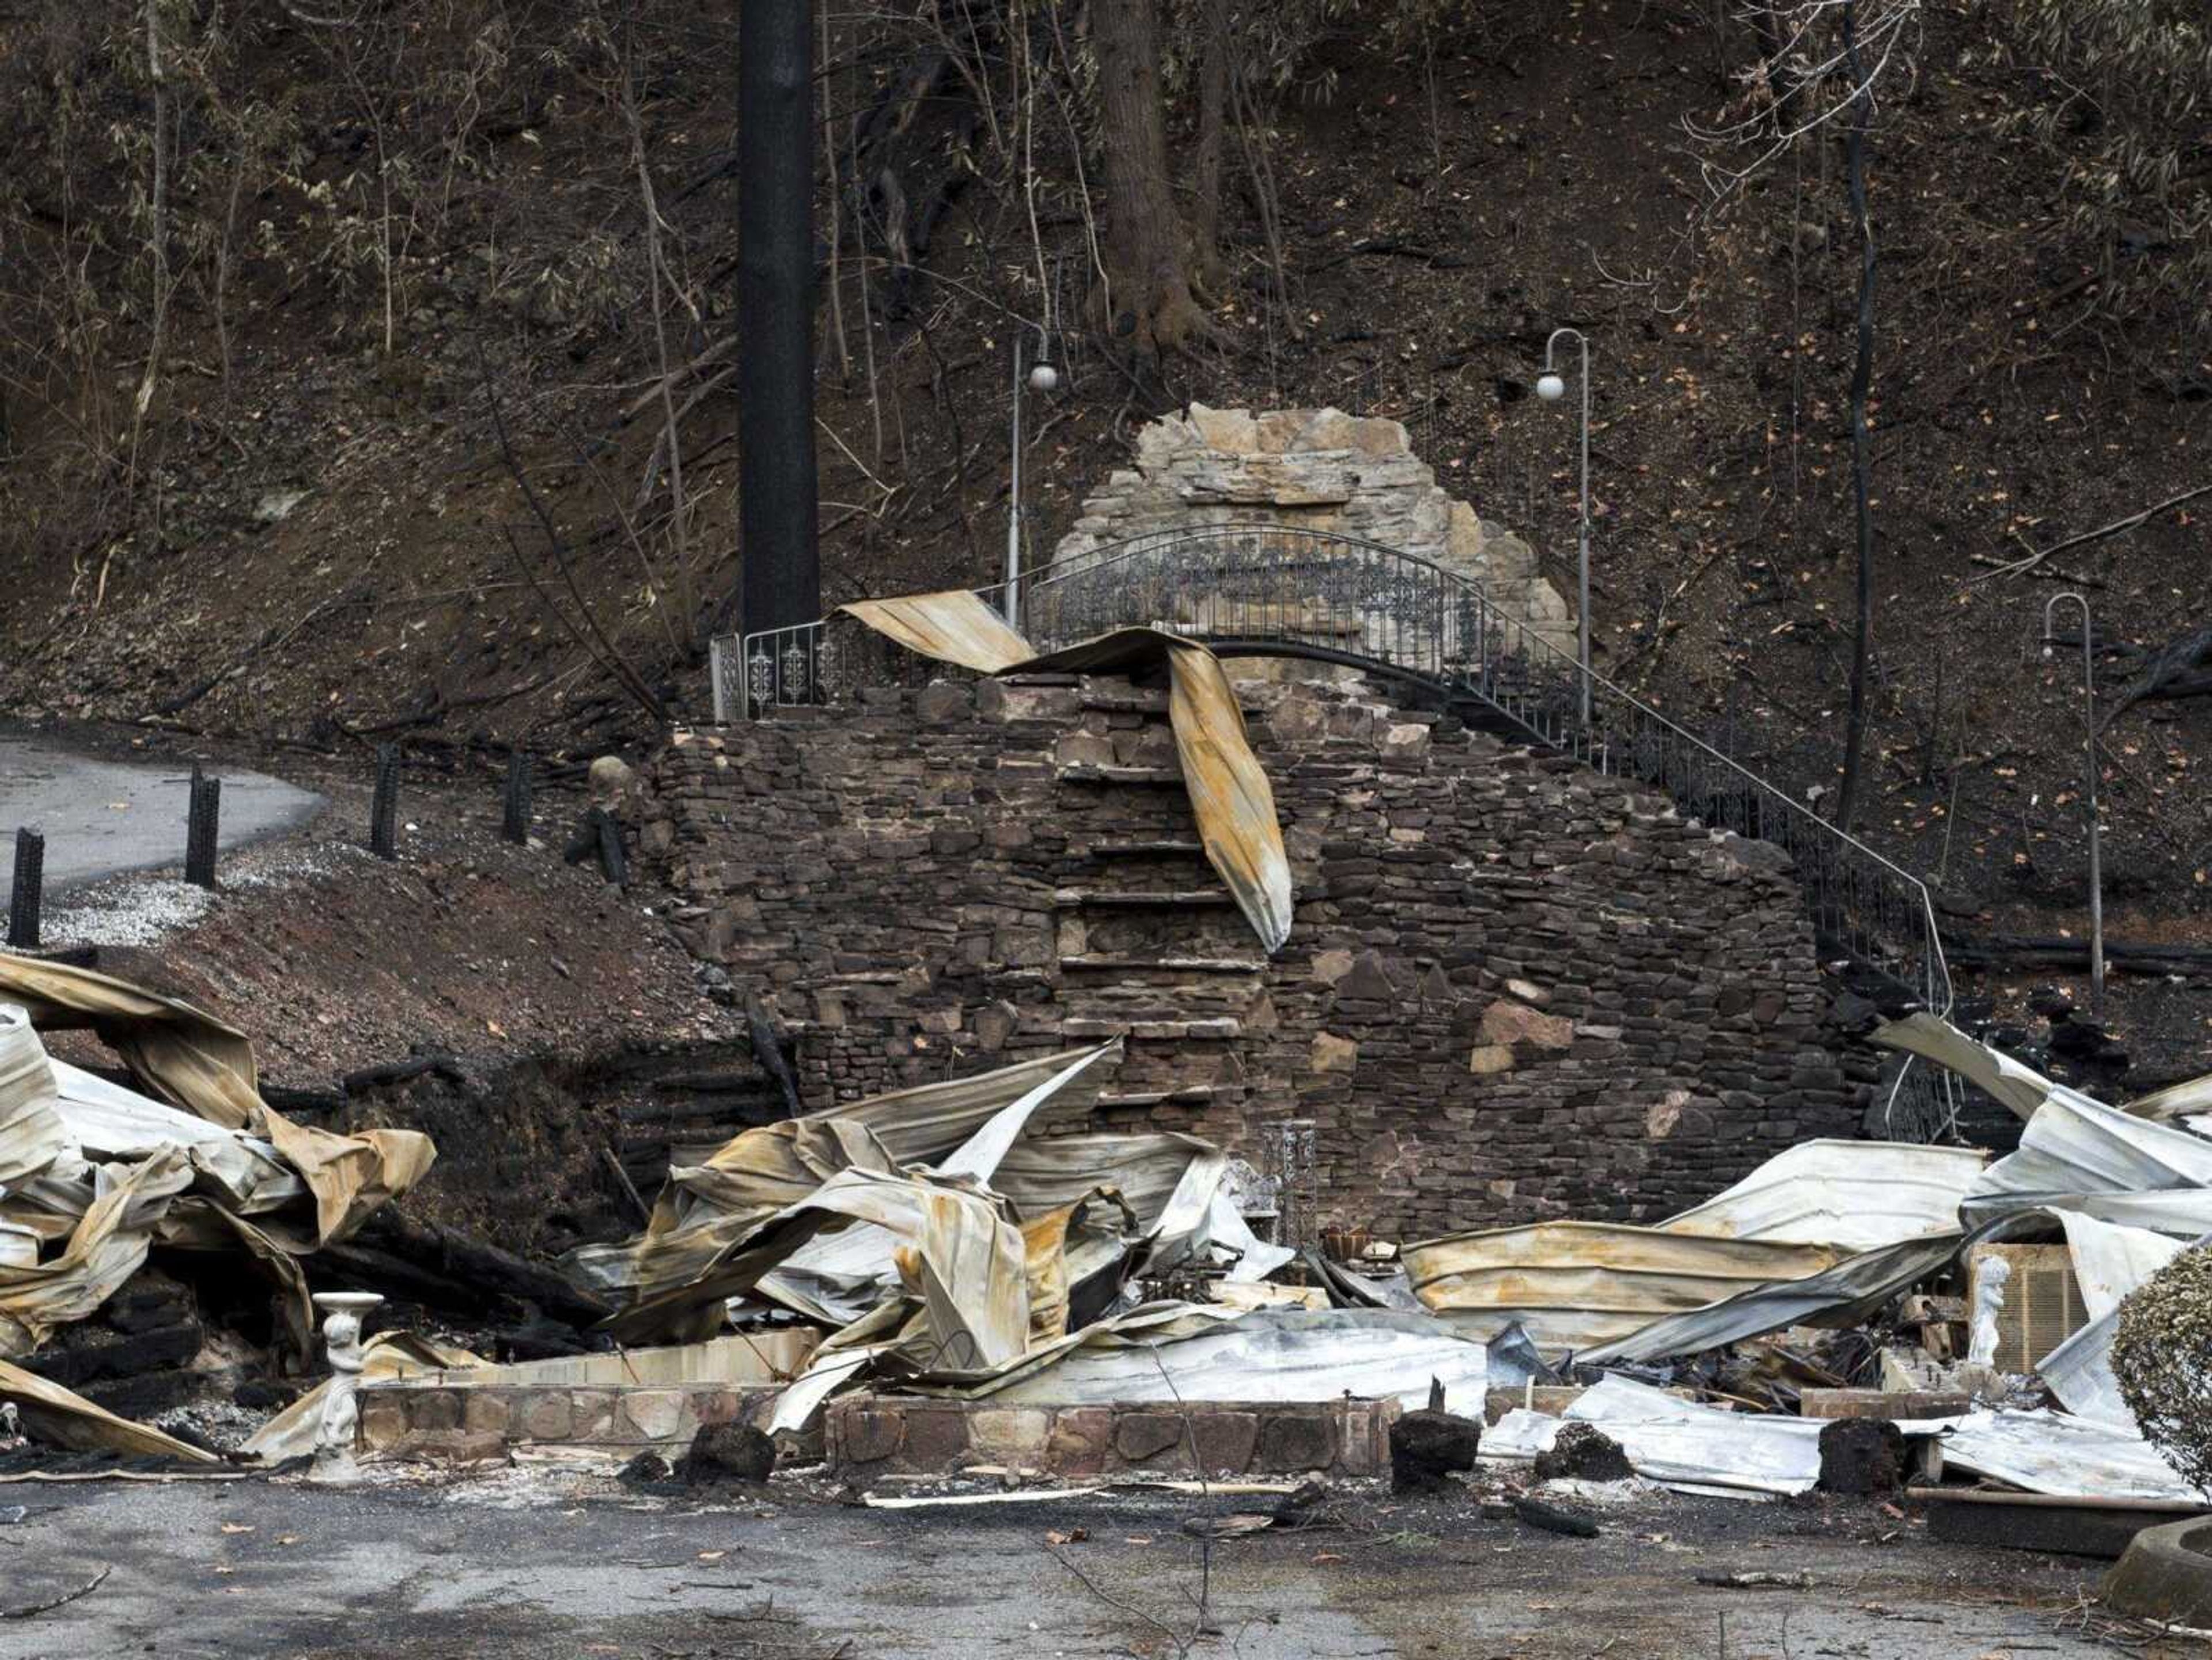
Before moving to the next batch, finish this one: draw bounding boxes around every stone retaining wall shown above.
[641,672,1879,1238]
[824,1393,1397,1480]
[358,1379,781,1461]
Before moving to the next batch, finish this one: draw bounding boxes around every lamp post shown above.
[1006,324,1058,624]
[2041,591,2104,1010]
[1535,327,1593,725]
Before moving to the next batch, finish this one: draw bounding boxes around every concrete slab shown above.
[0,1475,2129,1659]
[0,736,322,903]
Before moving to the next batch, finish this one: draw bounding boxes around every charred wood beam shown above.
[1948,934,2212,979]
[340,1054,465,1094]
[2105,626,2212,728]
[745,994,804,1119]
[348,1210,611,1325]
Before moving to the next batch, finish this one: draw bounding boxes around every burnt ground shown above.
[11,719,747,1261]
[0,1472,2174,1660]
[1,3,2204,1082]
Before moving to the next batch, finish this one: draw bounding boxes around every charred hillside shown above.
[0,2,2206,1068]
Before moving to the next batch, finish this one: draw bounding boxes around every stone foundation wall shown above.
[358,1379,782,1461]
[641,672,1879,1238]
[824,1393,1396,1481]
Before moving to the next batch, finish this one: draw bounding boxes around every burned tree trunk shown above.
[734,0,820,641]
[1834,0,1879,833]
[1191,4,1230,295]
[1093,0,1213,361]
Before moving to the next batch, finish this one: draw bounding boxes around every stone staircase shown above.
[1039,689,1279,1130]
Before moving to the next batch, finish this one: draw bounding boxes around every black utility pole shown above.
[736,0,820,641]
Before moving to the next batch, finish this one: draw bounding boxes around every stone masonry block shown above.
[1045,1408,1115,1476]
[1113,1413,1186,1465]
[898,1405,971,1469]
[1257,1411,1338,1472]
[461,1389,512,1441]
[968,1408,1051,1465]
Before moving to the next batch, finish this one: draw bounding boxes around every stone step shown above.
[1059,954,1264,975]
[1094,1084,1245,1109]
[1059,1015,1243,1041]
[1055,764,1185,786]
[1080,837,1206,858]
[1054,888,1235,909]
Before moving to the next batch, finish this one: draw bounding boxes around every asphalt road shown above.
[0,735,322,905]
[0,1476,2134,1660]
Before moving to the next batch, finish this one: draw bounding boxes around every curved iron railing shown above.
[719,521,1957,1139]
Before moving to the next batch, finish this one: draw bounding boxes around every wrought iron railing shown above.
[717,522,1957,1138]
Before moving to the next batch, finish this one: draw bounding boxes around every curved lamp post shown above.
[2040,590,2104,1010]
[1536,327,1593,724]
[1006,324,1059,623]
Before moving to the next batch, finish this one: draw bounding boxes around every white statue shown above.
[311,1291,384,1480]
[1967,1256,2011,1369]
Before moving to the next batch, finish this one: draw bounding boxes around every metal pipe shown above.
[1005,323,1054,624]
[1006,331,1025,622]
[1541,327,1593,725]
[2042,592,2104,1010]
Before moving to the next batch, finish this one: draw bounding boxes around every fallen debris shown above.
[0,1356,217,1464]
[1816,1418,1907,1495]
[0,1563,111,1620]
[678,1422,776,1486]
[1695,1570,1812,1590]
[860,1486,1106,1509]
[1389,1385,1482,1495]
[1533,1422,1634,1484]
[836,594,1294,951]
[1512,1494,1599,1538]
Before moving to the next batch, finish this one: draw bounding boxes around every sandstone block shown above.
[969,1408,1051,1464]
[840,1408,906,1466]
[569,1389,618,1443]
[517,1390,574,1442]
[1113,1413,1185,1464]
[975,1000,1020,1052]
[360,1392,407,1451]
[1045,1408,1114,1476]
[1312,1032,1358,1072]
[1480,999,1575,1055]
[1191,1411,1260,1473]
[1310,948,1355,985]
[914,682,975,723]
[1335,950,1398,1003]
[1381,723,1432,762]
[900,1405,970,1469]
[618,1390,683,1443]
[1187,403,1260,453]
[1257,1412,1338,1472]
[462,1390,512,1441]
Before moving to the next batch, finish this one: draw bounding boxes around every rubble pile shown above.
[0,952,435,1461]
[0,946,2204,1586]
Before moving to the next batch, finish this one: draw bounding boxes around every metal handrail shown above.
[719,520,1957,1138]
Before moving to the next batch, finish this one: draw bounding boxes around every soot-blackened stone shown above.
[1817,1417,1906,1495]
[1389,1409,1481,1495]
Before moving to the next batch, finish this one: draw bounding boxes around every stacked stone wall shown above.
[640,672,1879,1239]
[1050,403,1574,655]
